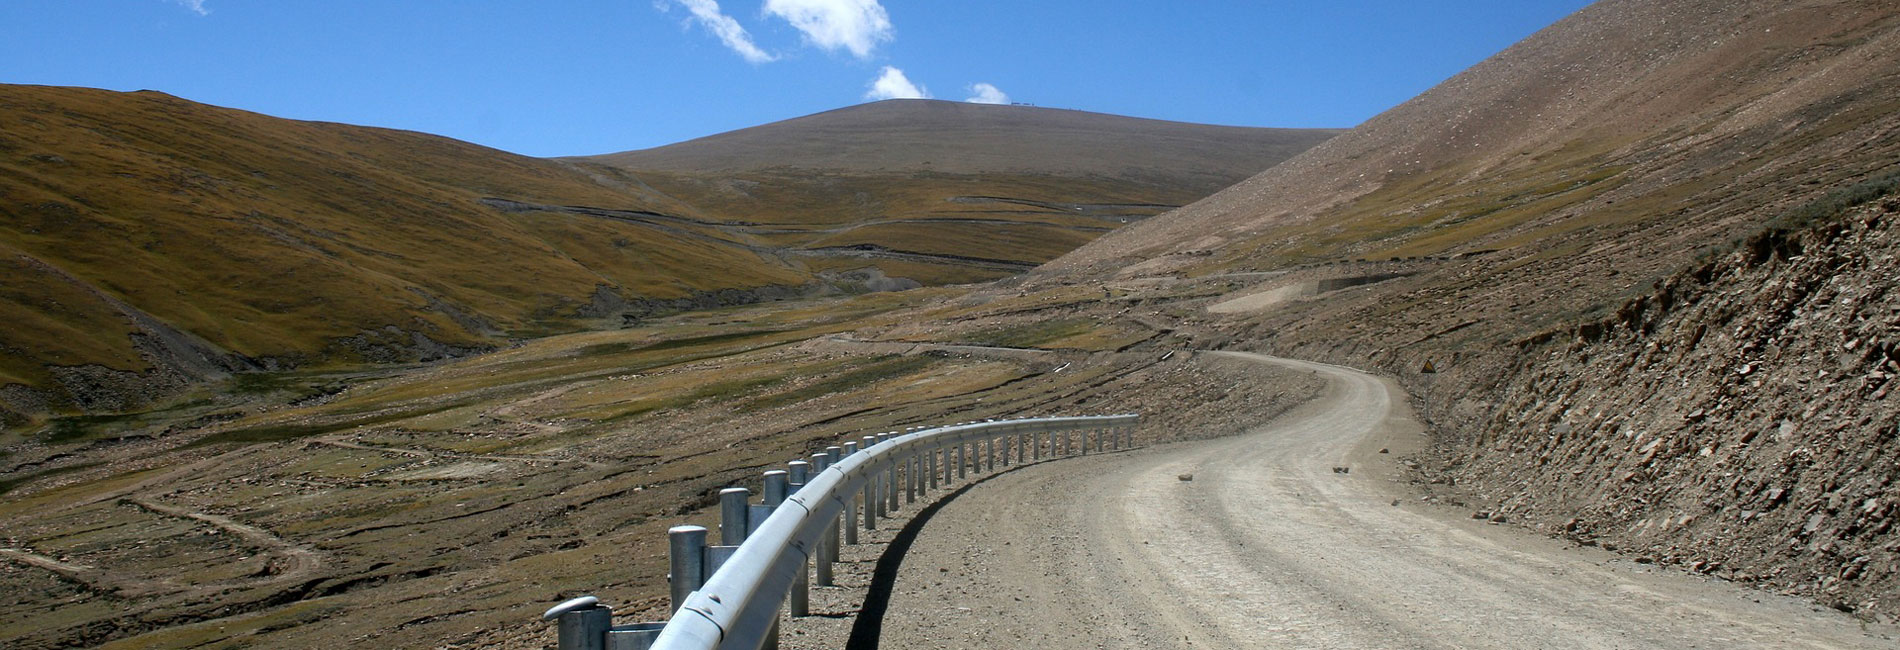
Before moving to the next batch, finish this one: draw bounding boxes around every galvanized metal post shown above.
[912,454,927,505]
[789,460,810,488]
[986,435,996,471]
[859,435,882,520]
[956,442,967,479]
[720,487,750,546]
[668,525,708,613]
[818,514,837,585]
[841,442,859,543]
[862,473,877,531]
[1019,431,1027,463]
[763,470,788,507]
[546,596,612,650]
[886,460,899,512]
[927,447,939,490]
[882,434,898,512]
[790,461,813,617]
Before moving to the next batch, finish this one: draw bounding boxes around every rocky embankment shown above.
[1427,191,1900,618]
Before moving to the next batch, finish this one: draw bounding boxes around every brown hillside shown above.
[1032,0,1900,619]
[0,89,1332,425]
[0,85,804,421]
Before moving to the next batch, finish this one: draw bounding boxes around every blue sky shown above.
[1,1,1593,157]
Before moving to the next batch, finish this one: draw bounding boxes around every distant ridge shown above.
[587,99,1337,182]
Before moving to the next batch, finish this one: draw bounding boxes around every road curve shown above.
[871,353,1900,649]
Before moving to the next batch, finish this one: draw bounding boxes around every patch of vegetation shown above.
[36,413,138,443]
[225,371,307,395]
[584,375,788,425]
[190,402,470,446]
[745,356,938,410]
[968,318,1102,349]
[633,329,795,354]
[1768,168,1900,232]
[0,461,103,496]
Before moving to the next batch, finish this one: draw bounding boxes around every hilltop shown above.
[577,100,1338,286]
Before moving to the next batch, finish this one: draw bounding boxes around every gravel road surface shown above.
[862,353,1900,649]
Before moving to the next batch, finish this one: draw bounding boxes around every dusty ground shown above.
[0,282,1322,648]
[851,354,1900,649]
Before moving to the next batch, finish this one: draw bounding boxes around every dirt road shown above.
[869,353,1900,649]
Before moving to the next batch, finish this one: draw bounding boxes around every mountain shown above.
[1038,0,1900,617]
[0,84,812,424]
[0,88,1334,425]
[577,100,1341,285]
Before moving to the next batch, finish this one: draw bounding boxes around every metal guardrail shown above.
[542,414,1140,650]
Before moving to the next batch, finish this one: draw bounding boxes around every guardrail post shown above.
[720,487,750,546]
[545,596,612,650]
[986,435,996,471]
[785,460,813,617]
[1018,430,1027,464]
[789,460,810,488]
[764,470,788,506]
[668,525,708,613]
[884,436,899,512]
[956,442,967,480]
[862,474,877,531]
[927,446,939,490]
[886,460,899,513]
[912,456,927,501]
[860,436,883,522]
[880,437,894,510]
[841,442,859,544]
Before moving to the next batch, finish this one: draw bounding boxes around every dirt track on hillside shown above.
[866,353,1900,649]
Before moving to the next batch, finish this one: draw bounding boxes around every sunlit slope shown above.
[0,85,803,411]
[1055,0,1900,289]
[579,100,1342,281]
[1023,0,1900,615]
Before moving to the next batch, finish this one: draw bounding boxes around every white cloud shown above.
[964,83,1009,105]
[864,66,929,100]
[763,0,893,60]
[669,0,776,63]
[170,0,209,15]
